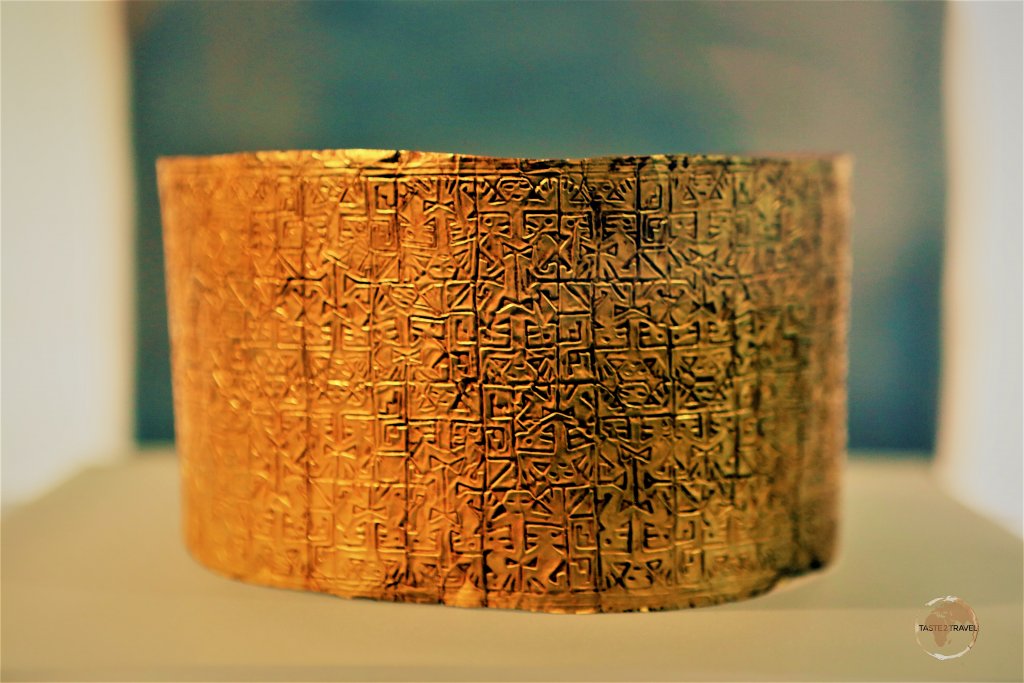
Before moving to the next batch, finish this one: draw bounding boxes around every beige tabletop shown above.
[2,451,1021,682]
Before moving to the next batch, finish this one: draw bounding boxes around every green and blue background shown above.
[129,1,945,452]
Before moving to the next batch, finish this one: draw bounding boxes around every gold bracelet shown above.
[158,149,851,613]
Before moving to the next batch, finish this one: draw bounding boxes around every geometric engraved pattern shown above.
[158,150,851,613]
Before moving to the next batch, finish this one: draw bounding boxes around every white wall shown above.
[1,2,134,506]
[936,2,1024,536]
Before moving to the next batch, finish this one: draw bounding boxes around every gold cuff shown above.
[158,149,851,613]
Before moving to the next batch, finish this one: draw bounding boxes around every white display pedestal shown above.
[2,452,1020,681]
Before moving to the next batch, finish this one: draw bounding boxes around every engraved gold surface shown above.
[157,149,851,613]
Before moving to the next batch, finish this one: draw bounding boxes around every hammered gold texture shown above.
[157,149,851,614]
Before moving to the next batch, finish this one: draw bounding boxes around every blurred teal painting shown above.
[130,1,944,452]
